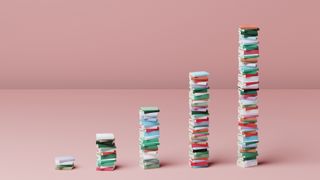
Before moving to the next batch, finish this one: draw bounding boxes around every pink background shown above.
[1,0,320,89]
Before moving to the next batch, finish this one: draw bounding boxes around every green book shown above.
[96,144,116,149]
[192,94,209,100]
[96,141,115,146]
[97,160,116,167]
[191,102,208,107]
[241,44,259,50]
[240,156,257,161]
[142,164,160,169]
[242,54,259,59]
[141,145,159,150]
[240,152,258,158]
[240,147,257,150]
[99,154,117,159]
[239,90,258,95]
[240,30,258,36]
[191,86,209,91]
[140,107,160,113]
[191,111,209,115]
[240,141,259,146]
[190,151,209,158]
[193,89,208,93]
[141,138,159,144]
[141,141,160,147]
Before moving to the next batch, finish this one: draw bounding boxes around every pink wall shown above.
[1,0,319,89]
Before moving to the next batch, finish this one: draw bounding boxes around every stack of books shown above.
[96,133,117,171]
[237,25,260,168]
[188,71,210,168]
[55,156,75,170]
[139,107,160,169]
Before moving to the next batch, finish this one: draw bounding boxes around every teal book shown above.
[140,107,160,113]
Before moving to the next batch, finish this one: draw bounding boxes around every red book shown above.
[242,132,258,136]
[146,127,159,132]
[245,106,258,110]
[190,162,209,166]
[244,49,259,55]
[192,143,208,148]
[100,151,116,156]
[241,115,259,119]
[191,77,208,82]
[246,81,259,86]
[245,73,259,77]
[195,119,209,123]
[192,129,208,133]
[241,94,257,98]
[239,117,257,122]
[193,134,208,137]
[239,123,257,128]
[195,117,209,123]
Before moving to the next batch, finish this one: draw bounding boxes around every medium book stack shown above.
[139,107,160,169]
[188,71,210,168]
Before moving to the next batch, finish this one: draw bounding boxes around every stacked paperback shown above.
[55,156,75,170]
[96,133,117,171]
[139,107,160,169]
[237,25,260,168]
[188,71,210,168]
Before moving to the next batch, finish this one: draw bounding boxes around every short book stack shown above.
[96,133,117,171]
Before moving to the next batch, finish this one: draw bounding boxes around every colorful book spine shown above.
[96,133,117,171]
[139,107,160,169]
[188,71,210,168]
[237,25,260,168]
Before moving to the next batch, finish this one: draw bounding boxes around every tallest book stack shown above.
[237,25,260,168]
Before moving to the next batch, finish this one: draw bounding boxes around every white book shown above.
[237,159,258,168]
[55,156,75,164]
[96,133,114,141]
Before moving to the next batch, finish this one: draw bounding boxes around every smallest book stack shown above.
[139,107,160,169]
[96,133,117,171]
[55,156,75,170]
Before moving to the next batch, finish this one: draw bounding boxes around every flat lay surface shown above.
[0,89,319,179]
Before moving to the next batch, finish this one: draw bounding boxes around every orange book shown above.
[191,76,208,82]
[241,58,258,63]
[240,25,259,30]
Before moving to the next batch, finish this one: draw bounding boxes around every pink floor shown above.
[0,89,319,179]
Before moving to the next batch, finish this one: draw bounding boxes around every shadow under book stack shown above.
[237,25,260,168]
[188,71,210,168]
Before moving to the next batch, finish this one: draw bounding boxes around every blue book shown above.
[190,71,209,77]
